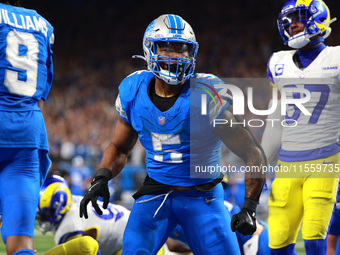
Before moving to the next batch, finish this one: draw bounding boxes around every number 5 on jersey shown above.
[151,133,183,163]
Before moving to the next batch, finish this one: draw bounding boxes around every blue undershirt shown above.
[297,42,326,68]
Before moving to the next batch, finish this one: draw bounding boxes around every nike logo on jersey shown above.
[323,161,334,164]
[204,198,218,204]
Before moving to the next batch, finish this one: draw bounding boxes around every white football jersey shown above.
[55,195,130,255]
[268,46,340,159]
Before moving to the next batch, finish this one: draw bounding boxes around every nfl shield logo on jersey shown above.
[158,116,166,125]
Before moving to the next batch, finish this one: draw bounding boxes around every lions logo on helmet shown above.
[37,175,72,234]
[277,0,337,49]
[142,14,199,85]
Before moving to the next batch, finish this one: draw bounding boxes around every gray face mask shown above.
[39,221,57,234]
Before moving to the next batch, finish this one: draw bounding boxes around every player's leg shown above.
[0,148,40,255]
[328,234,338,255]
[268,176,303,255]
[122,191,177,255]
[255,220,270,255]
[45,236,100,255]
[327,206,340,255]
[302,177,338,255]
[174,183,241,255]
[336,237,340,255]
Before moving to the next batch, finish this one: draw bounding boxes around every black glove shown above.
[79,168,112,219]
[231,198,257,236]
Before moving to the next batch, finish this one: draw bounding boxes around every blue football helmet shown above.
[142,14,199,85]
[37,175,72,234]
[277,0,336,49]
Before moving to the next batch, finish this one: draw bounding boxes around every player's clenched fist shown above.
[231,198,257,236]
[79,168,112,219]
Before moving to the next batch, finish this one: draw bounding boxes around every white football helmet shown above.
[277,0,336,49]
[141,14,199,85]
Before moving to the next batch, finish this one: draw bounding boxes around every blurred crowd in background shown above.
[24,0,340,215]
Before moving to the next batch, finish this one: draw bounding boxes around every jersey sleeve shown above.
[209,74,233,122]
[198,73,233,104]
[42,42,53,100]
[115,71,147,125]
[335,47,340,85]
[41,23,54,100]
[193,73,233,123]
[115,94,130,124]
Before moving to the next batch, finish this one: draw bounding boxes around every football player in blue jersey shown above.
[0,0,54,254]
[80,14,266,254]
[261,0,340,254]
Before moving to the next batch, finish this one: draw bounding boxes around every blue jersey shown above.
[116,70,230,186]
[0,4,54,150]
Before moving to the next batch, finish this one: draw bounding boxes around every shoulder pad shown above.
[267,50,295,89]
[270,50,295,64]
[190,73,224,104]
[192,73,223,86]
[193,73,232,101]
[118,70,153,103]
[190,73,232,122]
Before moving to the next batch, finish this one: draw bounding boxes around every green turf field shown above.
[0,229,307,255]
[295,230,306,255]
[0,230,55,255]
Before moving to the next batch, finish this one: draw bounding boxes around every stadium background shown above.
[1,0,340,254]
